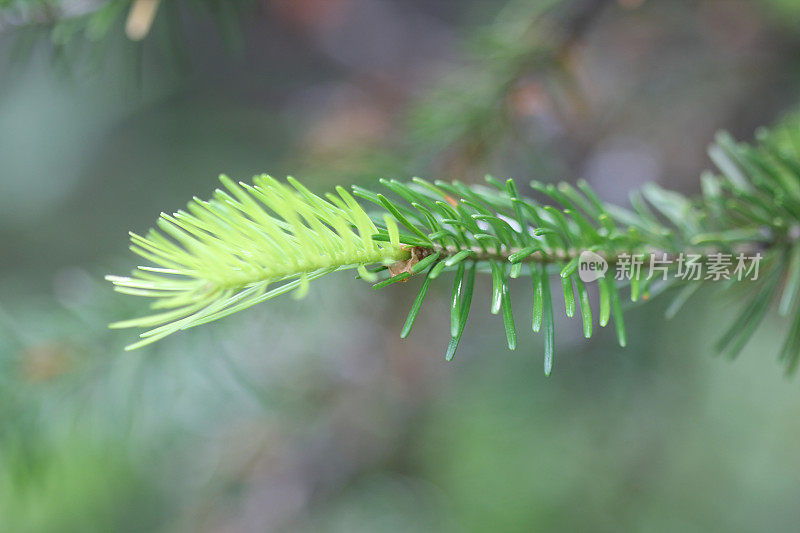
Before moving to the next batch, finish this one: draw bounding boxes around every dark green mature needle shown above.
[428,260,448,279]
[489,260,516,350]
[377,194,432,243]
[561,275,575,318]
[490,260,503,314]
[532,264,544,332]
[509,245,541,263]
[500,276,517,350]
[560,256,580,278]
[598,277,611,327]
[575,278,592,338]
[607,279,627,348]
[542,265,555,376]
[450,262,466,337]
[401,271,435,338]
[630,272,642,302]
[372,271,412,289]
[445,249,473,267]
[446,262,476,361]
[411,252,440,273]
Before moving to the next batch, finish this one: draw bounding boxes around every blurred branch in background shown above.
[403,0,608,179]
[0,0,256,76]
[289,0,615,184]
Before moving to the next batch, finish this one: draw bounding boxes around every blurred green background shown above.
[2,0,800,531]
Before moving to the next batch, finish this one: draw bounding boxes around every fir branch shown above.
[109,119,800,374]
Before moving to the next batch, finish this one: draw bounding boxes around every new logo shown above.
[578,250,608,282]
